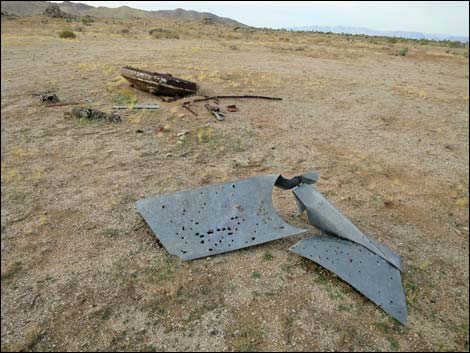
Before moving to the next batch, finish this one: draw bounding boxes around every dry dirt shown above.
[1,16,469,352]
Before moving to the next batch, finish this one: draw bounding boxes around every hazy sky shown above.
[59,1,469,36]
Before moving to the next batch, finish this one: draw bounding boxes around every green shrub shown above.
[59,30,76,39]
[81,16,94,25]
[397,47,408,56]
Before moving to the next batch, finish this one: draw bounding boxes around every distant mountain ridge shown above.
[290,25,469,43]
[0,1,247,27]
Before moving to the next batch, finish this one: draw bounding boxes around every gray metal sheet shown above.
[136,174,307,260]
[293,184,402,271]
[291,235,407,324]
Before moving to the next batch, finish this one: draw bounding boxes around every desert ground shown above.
[1,16,469,351]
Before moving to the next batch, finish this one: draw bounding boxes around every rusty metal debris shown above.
[136,170,407,323]
[204,103,225,121]
[226,104,239,112]
[192,95,282,103]
[121,66,197,97]
[67,107,121,123]
[181,101,198,116]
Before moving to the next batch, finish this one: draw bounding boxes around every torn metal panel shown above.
[121,66,197,97]
[291,235,407,324]
[136,174,306,260]
[293,183,402,271]
[274,172,318,190]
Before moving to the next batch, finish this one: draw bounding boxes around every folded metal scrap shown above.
[136,171,407,323]
[286,177,407,324]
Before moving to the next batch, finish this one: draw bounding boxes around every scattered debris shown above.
[192,95,282,103]
[121,66,197,97]
[177,130,190,137]
[292,182,402,270]
[136,170,407,324]
[181,101,198,116]
[34,93,93,107]
[39,93,59,105]
[112,104,159,110]
[291,236,407,324]
[135,173,306,261]
[135,129,144,133]
[226,104,238,112]
[68,107,121,123]
[204,103,225,121]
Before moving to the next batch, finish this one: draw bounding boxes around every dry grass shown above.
[1,15,469,352]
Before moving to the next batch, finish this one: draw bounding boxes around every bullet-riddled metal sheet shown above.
[136,174,307,260]
[293,184,403,271]
[291,235,408,324]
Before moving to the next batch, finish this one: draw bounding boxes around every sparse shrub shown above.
[419,39,430,45]
[397,47,408,56]
[81,16,94,25]
[251,271,261,279]
[120,28,129,34]
[59,30,76,39]
[447,40,466,48]
[229,44,238,50]
[387,37,398,44]
[263,252,274,261]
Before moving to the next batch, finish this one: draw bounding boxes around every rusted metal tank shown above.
[121,66,197,97]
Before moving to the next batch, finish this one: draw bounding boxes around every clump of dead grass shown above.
[58,30,76,39]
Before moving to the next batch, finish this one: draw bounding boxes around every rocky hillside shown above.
[0,1,247,27]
